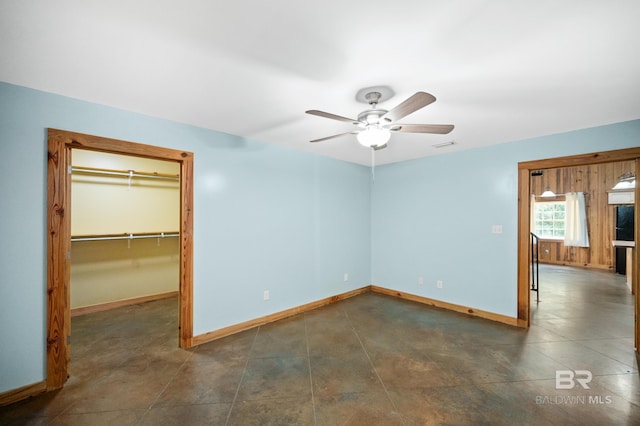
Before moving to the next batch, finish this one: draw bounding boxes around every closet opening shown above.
[46,129,194,391]
[70,150,180,317]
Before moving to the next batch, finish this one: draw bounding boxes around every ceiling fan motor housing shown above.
[357,109,388,126]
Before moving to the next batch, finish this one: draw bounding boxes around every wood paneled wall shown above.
[530,160,635,269]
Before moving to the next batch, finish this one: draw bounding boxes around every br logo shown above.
[556,370,592,389]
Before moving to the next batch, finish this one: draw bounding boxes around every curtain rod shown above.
[70,165,179,181]
[71,232,179,242]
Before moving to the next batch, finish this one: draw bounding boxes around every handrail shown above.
[530,232,540,302]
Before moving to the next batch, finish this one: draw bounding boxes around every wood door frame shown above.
[46,129,194,390]
[517,147,640,350]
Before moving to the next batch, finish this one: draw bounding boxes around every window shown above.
[533,201,566,239]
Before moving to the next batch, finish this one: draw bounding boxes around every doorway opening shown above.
[70,149,181,316]
[46,129,194,391]
[517,147,640,351]
[529,264,633,352]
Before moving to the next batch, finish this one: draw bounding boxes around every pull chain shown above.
[371,147,375,182]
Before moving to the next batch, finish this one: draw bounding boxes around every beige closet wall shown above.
[70,150,180,310]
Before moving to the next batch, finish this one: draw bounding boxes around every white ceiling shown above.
[1,1,639,166]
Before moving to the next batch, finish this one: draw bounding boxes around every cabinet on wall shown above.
[608,191,634,205]
[70,150,180,313]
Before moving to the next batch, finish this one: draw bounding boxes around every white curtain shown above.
[564,192,589,247]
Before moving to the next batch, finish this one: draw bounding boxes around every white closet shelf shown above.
[71,232,180,242]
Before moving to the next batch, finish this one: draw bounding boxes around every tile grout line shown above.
[572,339,639,370]
[343,308,407,426]
[137,345,195,425]
[304,313,318,426]
[524,339,637,374]
[224,327,261,426]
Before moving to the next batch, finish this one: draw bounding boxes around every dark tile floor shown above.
[2,264,640,425]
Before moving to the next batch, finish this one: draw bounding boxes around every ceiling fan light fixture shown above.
[612,173,636,190]
[357,126,391,148]
[540,187,556,197]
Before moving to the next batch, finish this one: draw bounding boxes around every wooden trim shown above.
[636,158,640,351]
[192,283,523,347]
[519,147,640,170]
[46,129,194,391]
[0,381,46,407]
[46,135,71,391]
[518,147,640,350]
[537,261,612,271]
[192,287,370,346]
[179,155,194,349]
[70,291,179,317]
[48,129,190,161]
[517,167,531,327]
[370,285,519,327]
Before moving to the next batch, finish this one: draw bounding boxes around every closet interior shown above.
[70,149,180,315]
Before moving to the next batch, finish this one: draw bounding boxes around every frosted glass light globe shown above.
[357,126,391,148]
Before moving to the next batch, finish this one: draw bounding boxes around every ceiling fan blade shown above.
[390,124,454,134]
[381,92,436,123]
[310,131,357,143]
[306,110,358,124]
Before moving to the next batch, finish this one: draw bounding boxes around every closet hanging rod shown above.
[70,165,179,181]
[71,232,180,242]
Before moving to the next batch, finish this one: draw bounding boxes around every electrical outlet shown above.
[418,276,424,285]
[263,290,270,300]
[437,280,443,289]
[344,273,349,282]
[492,225,503,234]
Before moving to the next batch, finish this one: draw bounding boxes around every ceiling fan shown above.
[306,91,454,150]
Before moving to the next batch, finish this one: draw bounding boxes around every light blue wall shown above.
[1,80,638,394]
[192,141,372,333]
[0,82,371,393]
[371,120,640,317]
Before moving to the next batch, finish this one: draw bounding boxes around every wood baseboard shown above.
[0,381,46,407]
[193,284,520,347]
[71,291,179,317]
[192,286,370,346]
[539,261,612,271]
[3,284,521,404]
[370,285,520,327]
